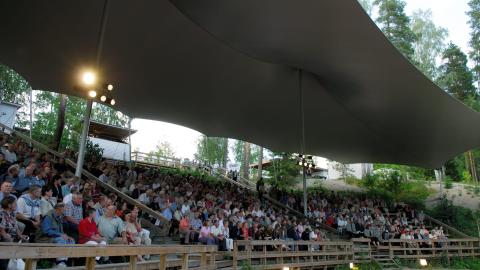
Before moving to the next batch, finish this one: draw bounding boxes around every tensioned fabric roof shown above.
[1,0,480,169]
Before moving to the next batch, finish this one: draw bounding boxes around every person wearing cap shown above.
[36,202,74,267]
[2,143,17,164]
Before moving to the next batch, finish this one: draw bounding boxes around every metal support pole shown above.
[303,166,307,216]
[75,99,93,177]
[29,88,33,146]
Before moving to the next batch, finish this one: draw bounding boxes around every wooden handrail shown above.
[0,123,168,223]
[0,243,217,270]
[424,214,473,238]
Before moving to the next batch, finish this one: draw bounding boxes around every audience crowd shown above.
[0,131,450,267]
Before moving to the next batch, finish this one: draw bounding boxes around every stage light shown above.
[82,71,96,86]
[100,95,107,102]
[308,164,312,168]
[349,262,354,269]
[107,84,114,91]
[282,267,290,270]
[110,99,116,106]
[298,162,303,166]
[419,259,427,266]
[88,90,97,98]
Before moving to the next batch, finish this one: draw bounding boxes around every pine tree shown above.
[468,0,480,89]
[373,0,417,62]
[437,43,476,101]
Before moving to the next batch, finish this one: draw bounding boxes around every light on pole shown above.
[74,70,116,177]
[296,154,315,216]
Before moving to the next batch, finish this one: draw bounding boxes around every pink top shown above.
[200,226,211,238]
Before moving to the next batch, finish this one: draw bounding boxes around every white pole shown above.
[303,166,307,216]
[128,117,133,162]
[29,88,33,141]
[75,99,93,177]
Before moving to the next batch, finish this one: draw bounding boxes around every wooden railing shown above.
[131,151,181,168]
[381,238,480,261]
[232,240,354,270]
[0,243,217,270]
[424,214,473,238]
[0,124,169,223]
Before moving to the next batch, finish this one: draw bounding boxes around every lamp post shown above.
[74,71,115,177]
[297,154,315,216]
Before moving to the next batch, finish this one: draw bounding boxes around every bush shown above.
[345,176,361,186]
[445,177,453,189]
[428,196,479,237]
[362,173,378,189]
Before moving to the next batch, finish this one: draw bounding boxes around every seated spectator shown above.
[33,167,46,187]
[0,180,16,202]
[61,178,74,199]
[0,153,11,175]
[1,165,20,194]
[36,203,75,267]
[0,197,28,242]
[222,220,233,251]
[64,192,83,241]
[2,143,17,164]
[199,220,215,245]
[123,210,151,260]
[63,186,79,204]
[50,175,63,202]
[40,185,56,217]
[16,164,37,192]
[179,214,192,244]
[78,208,107,261]
[16,185,41,238]
[97,205,127,244]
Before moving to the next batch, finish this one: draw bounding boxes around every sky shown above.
[131,0,473,161]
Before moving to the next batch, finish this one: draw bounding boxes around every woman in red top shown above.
[78,208,107,260]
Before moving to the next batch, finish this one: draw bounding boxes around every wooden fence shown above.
[0,243,217,270]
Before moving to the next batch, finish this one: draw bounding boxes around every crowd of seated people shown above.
[274,189,448,249]
[91,162,330,252]
[0,129,453,268]
[0,134,152,268]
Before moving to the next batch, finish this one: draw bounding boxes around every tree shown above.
[150,141,175,158]
[468,0,480,89]
[373,0,417,62]
[332,161,355,181]
[53,94,67,150]
[92,102,129,127]
[231,140,261,176]
[195,136,228,167]
[242,142,251,179]
[358,0,375,16]
[410,9,448,80]
[264,152,300,190]
[437,43,477,101]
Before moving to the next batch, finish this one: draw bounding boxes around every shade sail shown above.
[1,0,480,168]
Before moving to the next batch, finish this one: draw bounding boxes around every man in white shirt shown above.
[16,185,41,237]
[2,143,17,163]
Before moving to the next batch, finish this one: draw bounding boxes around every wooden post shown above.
[129,255,137,270]
[159,254,167,270]
[181,253,189,270]
[201,253,207,270]
[263,243,267,266]
[389,241,393,259]
[232,241,238,270]
[85,257,96,270]
[25,259,37,270]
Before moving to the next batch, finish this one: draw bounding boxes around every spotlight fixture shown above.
[110,99,116,106]
[107,84,114,91]
[349,262,354,269]
[419,259,427,267]
[88,90,97,98]
[82,71,96,86]
[100,95,107,102]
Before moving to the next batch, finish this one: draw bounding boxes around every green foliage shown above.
[85,140,104,163]
[148,141,176,161]
[468,0,480,85]
[438,43,477,101]
[373,163,434,181]
[362,173,378,189]
[410,9,448,80]
[444,176,453,189]
[396,256,480,269]
[265,152,300,190]
[373,0,417,62]
[358,0,374,16]
[195,136,228,167]
[231,140,260,170]
[92,102,129,127]
[345,176,361,186]
[428,196,480,237]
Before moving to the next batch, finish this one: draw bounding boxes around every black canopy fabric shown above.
[1,0,479,168]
